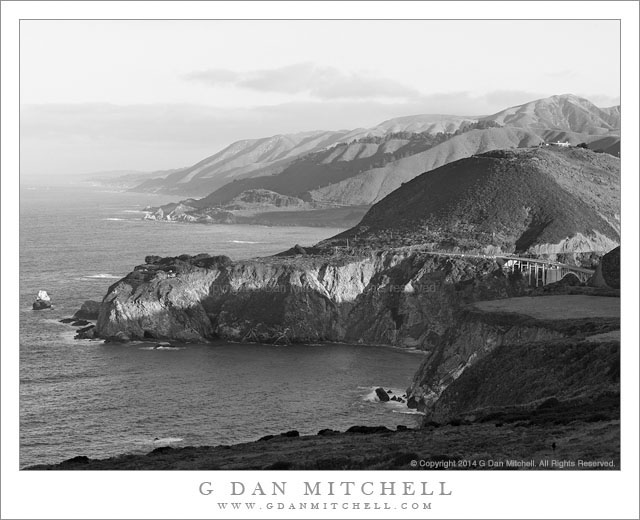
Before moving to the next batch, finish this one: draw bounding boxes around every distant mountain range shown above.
[128,94,620,227]
[129,115,483,197]
[484,94,620,133]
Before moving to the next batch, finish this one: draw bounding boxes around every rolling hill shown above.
[131,114,480,197]
[326,147,620,256]
[309,126,543,205]
[132,130,354,196]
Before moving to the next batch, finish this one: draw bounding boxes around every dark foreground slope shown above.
[427,339,619,424]
[328,147,619,255]
[28,419,619,470]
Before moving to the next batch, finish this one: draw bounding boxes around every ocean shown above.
[19,185,424,468]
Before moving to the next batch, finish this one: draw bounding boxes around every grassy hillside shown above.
[329,147,619,253]
[310,127,542,205]
[133,130,354,196]
[429,338,619,424]
[191,130,466,206]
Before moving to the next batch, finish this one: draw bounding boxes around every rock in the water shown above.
[153,342,173,349]
[105,331,131,343]
[375,387,390,402]
[71,319,90,327]
[59,317,76,324]
[33,291,52,310]
[74,325,96,340]
[73,300,101,320]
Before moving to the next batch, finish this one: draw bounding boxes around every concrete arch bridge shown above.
[502,257,594,287]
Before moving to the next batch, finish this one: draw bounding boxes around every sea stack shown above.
[32,290,52,310]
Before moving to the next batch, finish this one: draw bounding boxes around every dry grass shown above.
[473,295,620,320]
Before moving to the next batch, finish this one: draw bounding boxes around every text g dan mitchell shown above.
[199,480,453,497]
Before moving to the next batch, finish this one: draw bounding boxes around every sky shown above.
[20,20,620,178]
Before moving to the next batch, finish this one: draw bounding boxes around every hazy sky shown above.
[20,20,620,178]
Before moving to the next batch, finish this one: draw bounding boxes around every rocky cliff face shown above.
[95,249,619,417]
[96,251,526,347]
[405,311,566,410]
[426,338,620,424]
[405,297,620,413]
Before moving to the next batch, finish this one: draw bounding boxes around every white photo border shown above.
[2,2,638,519]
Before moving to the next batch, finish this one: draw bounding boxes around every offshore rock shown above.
[32,290,52,310]
[105,331,131,343]
[74,325,96,340]
[375,387,390,402]
[71,320,90,327]
[73,300,101,320]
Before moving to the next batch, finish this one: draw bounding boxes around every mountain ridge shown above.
[130,94,620,228]
[131,94,619,199]
[327,146,620,257]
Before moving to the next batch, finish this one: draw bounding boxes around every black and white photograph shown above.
[2,2,639,519]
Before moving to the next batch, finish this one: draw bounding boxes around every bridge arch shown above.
[502,257,593,287]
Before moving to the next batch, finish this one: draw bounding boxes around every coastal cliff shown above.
[95,249,620,413]
[96,251,526,347]
[406,301,619,412]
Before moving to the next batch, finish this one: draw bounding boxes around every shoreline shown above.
[25,409,620,471]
